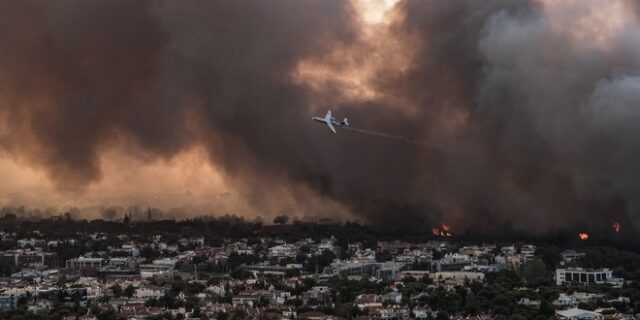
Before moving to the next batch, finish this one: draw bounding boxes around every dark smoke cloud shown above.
[1,0,640,234]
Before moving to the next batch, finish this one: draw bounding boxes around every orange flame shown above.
[612,222,621,233]
[578,233,589,240]
[432,224,452,237]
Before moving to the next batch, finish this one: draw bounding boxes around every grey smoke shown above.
[1,0,640,233]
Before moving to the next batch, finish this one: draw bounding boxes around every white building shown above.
[268,244,298,258]
[500,245,516,255]
[556,308,602,319]
[560,250,585,266]
[517,298,540,308]
[520,244,536,263]
[458,245,494,258]
[554,293,578,308]
[206,285,226,296]
[135,286,165,300]
[573,292,606,304]
[555,268,623,287]
[106,257,135,270]
[17,238,44,248]
[152,258,178,267]
[433,253,473,271]
[66,257,106,269]
[395,270,430,281]
[139,264,174,279]
[413,307,430,319]
[430,271,484,285]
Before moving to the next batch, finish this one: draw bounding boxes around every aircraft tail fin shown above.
[342,118,349,126]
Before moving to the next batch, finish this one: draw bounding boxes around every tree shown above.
[230,268,251,279]
[537,246,561,270]
[273,215,289,225]
[141,246,160,260]
[522,259,550,287]
[539,300,555,317]
[110,284,123,298]
[101,209,118,221]
[145,298,158,307]
[124,284,136,298]
[1,213,17,222]
[376,251,393,262]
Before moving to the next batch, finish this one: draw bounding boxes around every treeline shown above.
[1,212,639,253]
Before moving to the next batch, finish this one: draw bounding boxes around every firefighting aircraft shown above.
[312,110,349,133]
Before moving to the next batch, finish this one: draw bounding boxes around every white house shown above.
[135,286,164,300]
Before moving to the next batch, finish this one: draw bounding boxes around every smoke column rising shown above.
[1,0,640,234]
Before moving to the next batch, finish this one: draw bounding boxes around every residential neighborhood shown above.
[0,214,639,319]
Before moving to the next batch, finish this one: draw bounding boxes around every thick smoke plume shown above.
[1,0,640,234]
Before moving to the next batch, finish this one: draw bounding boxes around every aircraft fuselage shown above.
[312,110,348,133]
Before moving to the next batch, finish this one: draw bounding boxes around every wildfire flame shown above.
[612,222,621,233]
[578,233,589,240]
[432,224,452,237]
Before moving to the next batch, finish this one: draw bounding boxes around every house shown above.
[357,302,383,311]
[232,290,263,307]
[119,304,149,318]
[17,238,44,248]
[501,245,516,255]
[0,294,18,310]
[268,244,298,259]
[206,285,226,296]
[27,298,54,313]
[573,292,606,304]
[303,286,332,305]
[355,294,380,304]
[298,311,346,320]
[376,306,410,319]
[134,286,164,300]
[431,271,484,285]
[269,290,292,305]
[381,291,402,304]
[554,293,578,309]
[433,253,474,271]
[355,294,382,311]
[282,308,297,318]
[517,298,540,308]
[63,288,88,308]
[395,270,430,281]
[412,306,431,319]
[560,250,585,266]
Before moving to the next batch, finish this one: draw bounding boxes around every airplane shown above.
[312,110,349,133]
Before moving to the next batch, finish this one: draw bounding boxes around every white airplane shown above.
[312,110,349,133]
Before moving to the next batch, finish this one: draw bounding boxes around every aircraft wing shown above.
[327,121,337,133]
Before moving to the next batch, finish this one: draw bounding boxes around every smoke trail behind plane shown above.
[343,126,445,149]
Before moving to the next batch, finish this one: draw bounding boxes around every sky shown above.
[1,0,640,234]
